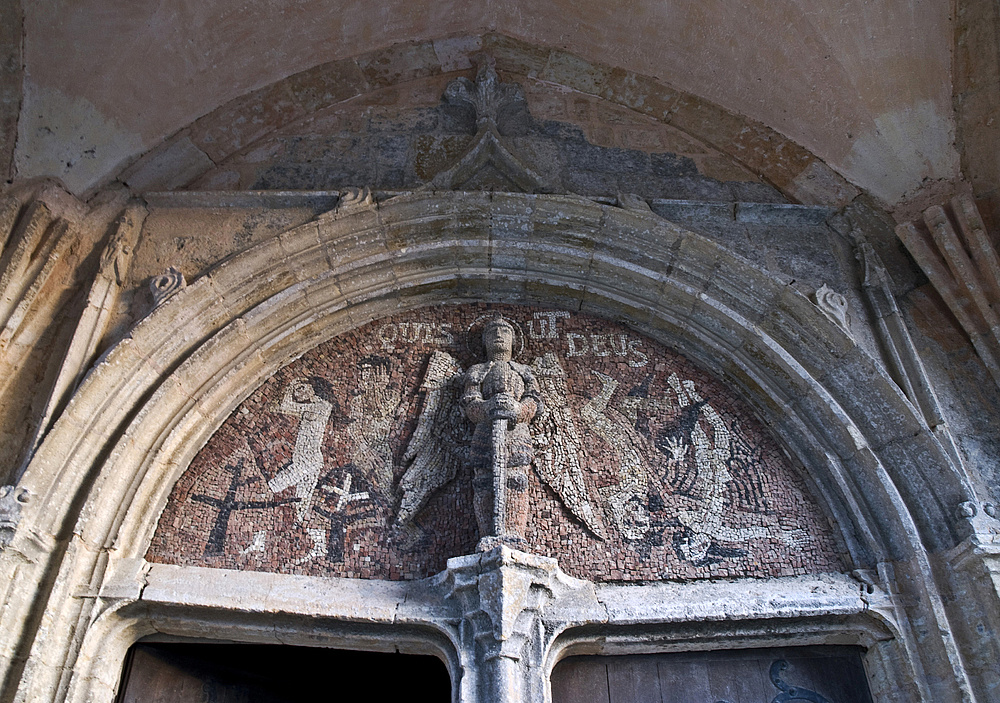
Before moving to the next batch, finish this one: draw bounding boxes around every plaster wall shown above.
[12,1,960,206]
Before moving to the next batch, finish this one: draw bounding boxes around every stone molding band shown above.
[0,190,983,702]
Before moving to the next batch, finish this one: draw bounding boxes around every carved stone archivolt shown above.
[897,194,1000,388]
[148,304,843,582]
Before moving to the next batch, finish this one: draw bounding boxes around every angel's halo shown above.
[465,313,526,360]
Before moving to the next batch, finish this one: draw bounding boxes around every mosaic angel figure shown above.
[394,316,606,548]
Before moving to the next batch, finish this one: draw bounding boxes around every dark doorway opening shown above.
[551,646,873,703]
[116,642,451,702]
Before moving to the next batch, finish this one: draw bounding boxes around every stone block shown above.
[876,432,964,550]
[593,211,682,275]
[336,259,400,303]
[542,50,611,96]
[695,153,757,182]
[527,196,604,243]
[657,176,733,202]
[669,233,722,294]
[758,285,856,381]
[563,169,618,196]
[189,168,241,190]
[735,203,832,226]
[686,298,750,354]
[720,346,798,412]
[482,33,551,78]
[357,41,441,90]
[787,159,860,207]
[838,450,917,562]
[600,69,683,123]
[189,82,302,163]
[120,136,214,193]
[729,181,787,204]
[522,277,586,310]
[821,350,923,448]
[413,135,473,181]
[652,274,700,318]
[323,226,388,272]
[372,134,409,172]
[650,151,699,178]
[561,138,649,174]
[431,35,483,73]
[731,124,813,190]
[650,199,735,223]
[285,58,370,114]
[368,104,442,134]
[507,137,563,184]
[704,255,776,325]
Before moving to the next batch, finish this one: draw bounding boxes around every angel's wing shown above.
[394,351,468,529]
[725,420,772,514]
[531,353,607,540]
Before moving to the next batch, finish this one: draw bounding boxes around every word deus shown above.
[526,311,648,367]
[378,322,454,350]
[566,333,648,367]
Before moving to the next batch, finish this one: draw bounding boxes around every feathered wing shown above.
[531,353,607,540]
[725,420,772,514]
[395,351,468,529]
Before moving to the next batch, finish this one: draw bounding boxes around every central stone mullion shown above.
[446,546,564,703]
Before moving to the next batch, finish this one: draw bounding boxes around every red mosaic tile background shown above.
[147,304,845,581]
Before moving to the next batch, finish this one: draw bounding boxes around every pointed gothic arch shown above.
[0,189,982,701]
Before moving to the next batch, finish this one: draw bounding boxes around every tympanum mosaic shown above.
[148,304,844,581]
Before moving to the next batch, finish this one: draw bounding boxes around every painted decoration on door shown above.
[147,304,844,581]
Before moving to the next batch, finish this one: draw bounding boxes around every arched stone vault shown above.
[0,189,987,702]
[114,35,860,208]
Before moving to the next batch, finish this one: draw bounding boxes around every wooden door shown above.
[116,643,451,702]
[551,646,872,703]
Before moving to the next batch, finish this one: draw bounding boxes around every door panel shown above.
[552,647,872,703]
[116,643,450,703]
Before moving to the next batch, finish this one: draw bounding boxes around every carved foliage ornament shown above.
[0,485,30,549]
[148,305,843,582]
[444,54,527,131]
[426,54,557,193]
[812,284,851,334]
[149,266,186,308]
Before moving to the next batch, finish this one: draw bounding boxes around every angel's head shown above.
[482,316,515,361]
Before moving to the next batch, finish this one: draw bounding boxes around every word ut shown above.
[526,312,648,367]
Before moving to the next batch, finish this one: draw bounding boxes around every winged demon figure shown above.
[394,315,606,549]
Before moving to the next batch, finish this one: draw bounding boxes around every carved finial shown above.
[338,186,374,211]
[150,266,185,308]
[0,485,30,549]
[813,284,851,334]
[956,500,978,519]
[443,54,526,131]
[617,192,652,213]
